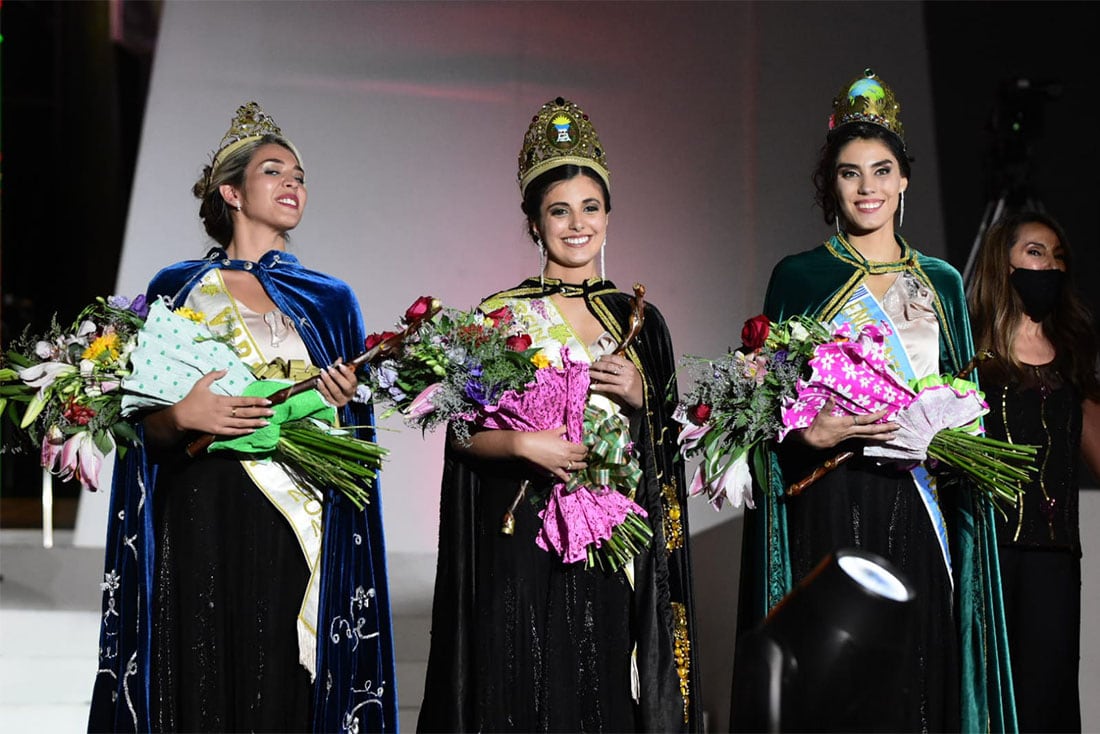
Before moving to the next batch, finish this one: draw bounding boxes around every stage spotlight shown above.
[730,548,916,732]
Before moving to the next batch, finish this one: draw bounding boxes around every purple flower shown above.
[773,349,789,365]
[107,295,131,309]
[129,294,149,318]
[463,364,499,406]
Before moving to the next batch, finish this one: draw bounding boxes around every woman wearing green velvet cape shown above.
[417,98,699,732]
[732,70,1016,732]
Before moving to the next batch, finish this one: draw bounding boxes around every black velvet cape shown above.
[417,277,700,732]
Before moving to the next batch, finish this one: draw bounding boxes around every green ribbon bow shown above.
[209,380,336,456]
[565,403,643,494]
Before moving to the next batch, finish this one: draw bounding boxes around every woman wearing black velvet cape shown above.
[731,70,1015,733]
[417,98,699,732]
[970,210,1100,732]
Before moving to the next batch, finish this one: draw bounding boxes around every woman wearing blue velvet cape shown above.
[88,103,397,733]
[732,71,1016,732]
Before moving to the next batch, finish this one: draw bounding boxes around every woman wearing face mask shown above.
[417,98,699,733]
[969,210,1100,732]
[732,70,1015,732]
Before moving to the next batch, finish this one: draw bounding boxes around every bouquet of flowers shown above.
[366,296,651,571]
[2,295,386,508]
[366,296,543,442]
[1,295,150,489]
[674,314,832,509]
[676,314,1036,513]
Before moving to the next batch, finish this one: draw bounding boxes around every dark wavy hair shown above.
[191,134,299,247]
[968,209,1099,398]
[520,164,611,246]
[812,122,912,228]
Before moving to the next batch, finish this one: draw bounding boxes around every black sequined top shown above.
[982,356,1083,555]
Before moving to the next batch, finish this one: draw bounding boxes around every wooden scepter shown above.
[614,283,647,356]
[185,300,441,458]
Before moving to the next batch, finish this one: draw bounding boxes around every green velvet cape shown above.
[738,235,1017,732]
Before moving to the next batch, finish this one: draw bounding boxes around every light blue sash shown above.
[835,284,953,585]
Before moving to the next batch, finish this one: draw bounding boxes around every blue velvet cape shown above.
[88,248,398,732]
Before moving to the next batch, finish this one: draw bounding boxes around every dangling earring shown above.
[600,237,607,280]
[898,191,905,228]
[835,216,841,236]
[536,237,546,288]
[235,202,242,212]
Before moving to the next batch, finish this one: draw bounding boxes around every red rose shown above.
[741,314,771,351]
[506,334,533,352]
[485,306,513,326]
[688,403,712,424]
[405,295,436,322]
[365,330,398,351]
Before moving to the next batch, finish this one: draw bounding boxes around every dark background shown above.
[2,0,1096,525]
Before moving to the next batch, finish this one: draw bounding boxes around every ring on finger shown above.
[567,460,573,471]
[231,407,238,418]
[852,415,859,426]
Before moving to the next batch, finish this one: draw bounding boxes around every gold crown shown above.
[518,97,609,194]
[211,101,302,171]
[829,68,905,144]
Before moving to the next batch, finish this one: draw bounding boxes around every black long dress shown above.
[984,356,1083,733]
[151,454,313,732]
[417,278,699,733]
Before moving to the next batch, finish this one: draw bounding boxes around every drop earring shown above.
[235,202,242,212]
[898,191,905,228]
[536,237,546,288]
[600,237,607,280]
[835,216,841,236]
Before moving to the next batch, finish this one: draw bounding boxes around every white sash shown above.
[836,283,953,586]
[184,269,324,677]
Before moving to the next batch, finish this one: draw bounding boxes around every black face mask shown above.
[1010,268,1065,321]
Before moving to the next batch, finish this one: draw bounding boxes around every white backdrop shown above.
[81,2,1100,729]
[81,0,945,550]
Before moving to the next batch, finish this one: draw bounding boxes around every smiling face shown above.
[834,137,908,236]
[533,174,609,280]
[223,142,307,234]
[1008,221,1066,272]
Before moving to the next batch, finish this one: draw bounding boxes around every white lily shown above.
[18,362,78,428]
[18,361,77,389]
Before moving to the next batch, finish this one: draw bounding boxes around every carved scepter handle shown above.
[184,301,441,458]
[787,450,854,496]
[613,283,646,356]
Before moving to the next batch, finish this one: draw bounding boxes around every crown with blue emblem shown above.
[518,97,610,195]
[829,68,905,144]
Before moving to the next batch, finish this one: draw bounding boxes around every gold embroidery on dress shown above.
[662,482,684,551]
[672,601,691,723]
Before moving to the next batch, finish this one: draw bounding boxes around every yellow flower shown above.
[174,306,206,323]
[82,333,120,362]
[531,352,551,369]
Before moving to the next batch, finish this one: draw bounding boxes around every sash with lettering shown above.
[833,282,952,582]
[184,268,327,673]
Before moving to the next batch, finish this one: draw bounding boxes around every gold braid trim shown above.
[672,601,692,723]
[662,482,684,551]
